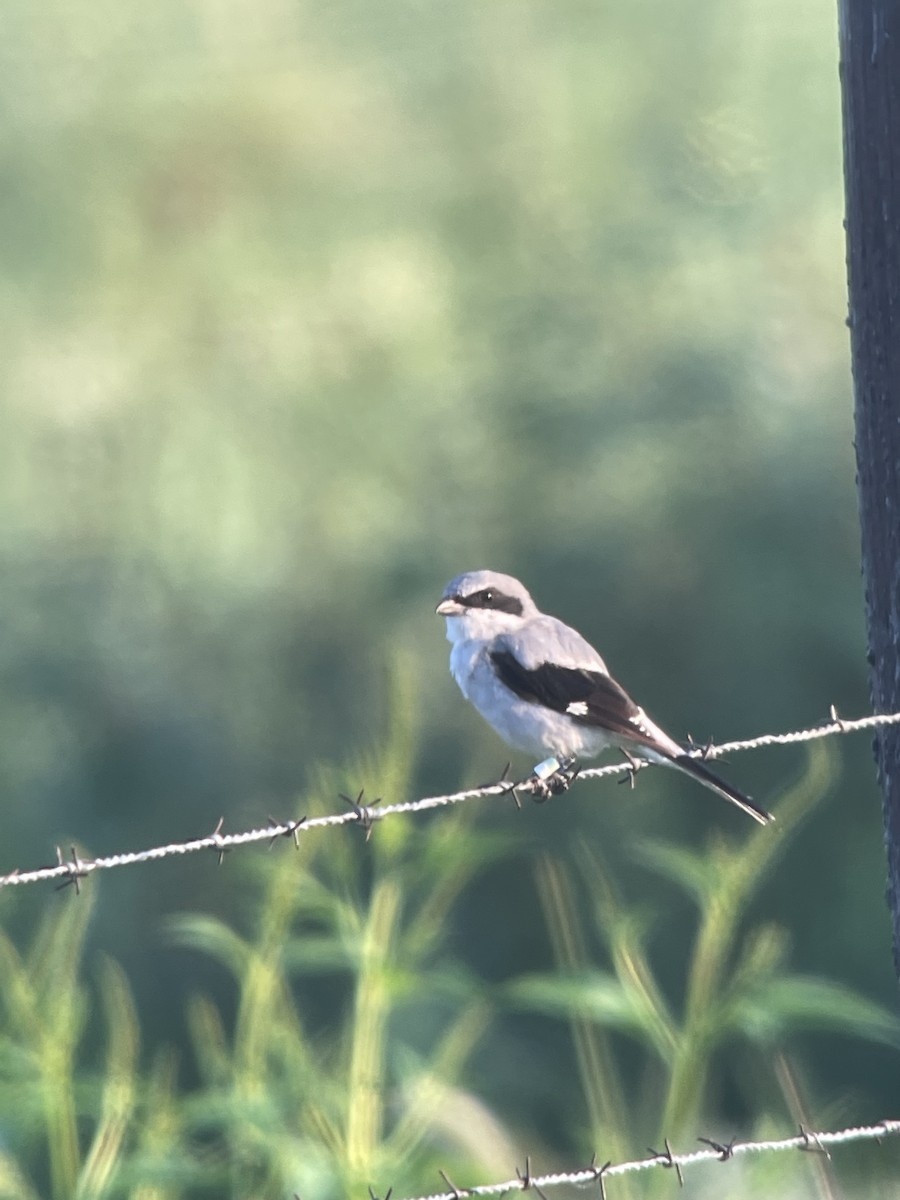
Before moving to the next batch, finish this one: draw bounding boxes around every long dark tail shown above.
[670,754,774,825]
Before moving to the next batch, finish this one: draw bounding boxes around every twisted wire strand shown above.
[2,708,897,890]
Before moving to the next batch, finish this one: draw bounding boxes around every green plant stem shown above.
[75,959,138,1200]
[659,743,832,1140]
[536,855,630,1165]
[42,1038,79,1200]
[346,878,402,1179]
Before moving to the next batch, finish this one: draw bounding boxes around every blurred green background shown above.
[1,0,897,1196]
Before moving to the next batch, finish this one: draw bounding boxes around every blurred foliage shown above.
[0,0,895,1195]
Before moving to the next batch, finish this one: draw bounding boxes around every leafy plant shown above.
[166,672,513,1198]
[0,890,148,1200]
[505,741,900,1193]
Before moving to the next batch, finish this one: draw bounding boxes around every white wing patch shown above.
[630,708,653,734]
[566,701,589,716]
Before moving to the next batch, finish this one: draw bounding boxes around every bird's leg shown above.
[528,755,579,802]
[527,757,558,802]
[551,755,580,792]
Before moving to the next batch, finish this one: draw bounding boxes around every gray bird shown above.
[436,569,772,824]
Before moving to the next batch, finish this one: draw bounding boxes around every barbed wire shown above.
[379,1119,900,1200]
[2,707,898,892]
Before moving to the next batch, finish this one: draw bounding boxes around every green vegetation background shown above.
[1,0,897,1196]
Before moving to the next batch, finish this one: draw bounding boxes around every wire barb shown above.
[646,1139,683,1187]
[587,1154,612,1200]
[829,704,847,733]
[438,1169,469,1198]
[697,1135,737,1161]
[210,817,229,865]
[266,815,307,851]
[515,1156,532,1190]
[3,708,900,891]
[514,1156,549,1200]
[496,762,524,810]
[797,1123,831,1159]
[340,789,383,841]
[54,845,90,894]
[617,747,641,789]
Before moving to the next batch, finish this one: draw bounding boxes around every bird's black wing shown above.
[489,649,662,750]
[490,647,774,824]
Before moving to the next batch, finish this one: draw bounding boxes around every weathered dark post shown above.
[839,0,900,978]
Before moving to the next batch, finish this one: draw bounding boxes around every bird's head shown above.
[436,570,537,643]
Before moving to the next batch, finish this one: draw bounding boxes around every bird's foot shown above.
[528,756,579,803]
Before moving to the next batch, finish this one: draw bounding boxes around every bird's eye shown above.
[482,590,494,604]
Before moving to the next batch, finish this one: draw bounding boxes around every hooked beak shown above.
[435,597,464,616]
